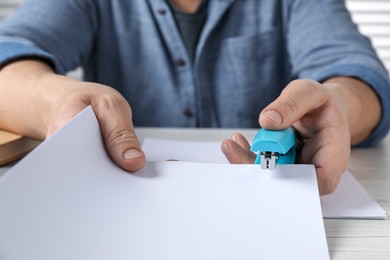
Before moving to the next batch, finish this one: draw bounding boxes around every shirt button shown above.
[175,58,186,67]
[157,7,166,15]
[182,108,194,118]
[157,7,167,15]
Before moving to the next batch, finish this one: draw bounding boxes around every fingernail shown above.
[264,110,283,124]
[123,149,143,160]
[221,141,231,155]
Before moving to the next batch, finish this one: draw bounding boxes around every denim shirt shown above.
[0,0,389,145]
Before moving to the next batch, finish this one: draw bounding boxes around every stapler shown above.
[250,127,296,170]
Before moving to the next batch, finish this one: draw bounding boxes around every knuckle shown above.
[291,79,322,95]
[281,98,299,115]
[107,127,137,148]
[89,86,128,113]
[97,93,122,111]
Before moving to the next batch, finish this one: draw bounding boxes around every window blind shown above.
[346,0,390,73]
[0,0,21,20]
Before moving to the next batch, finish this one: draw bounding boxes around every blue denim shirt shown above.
[0,0,389,145]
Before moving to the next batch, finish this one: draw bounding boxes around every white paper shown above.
[142,138,387,220]
[143,138,229,163]
[320,171,387,219]
[0,107,329,260]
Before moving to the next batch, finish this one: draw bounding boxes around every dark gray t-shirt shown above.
[166,0,209,62]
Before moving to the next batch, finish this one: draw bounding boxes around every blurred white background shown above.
[0,0,389,74]
[346,0,390,74]
[0,0,19,20]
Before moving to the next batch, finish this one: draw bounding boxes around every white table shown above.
[1,127,389,259]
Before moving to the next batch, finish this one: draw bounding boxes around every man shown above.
[0,0,389,194]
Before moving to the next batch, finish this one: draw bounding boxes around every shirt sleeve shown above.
[0,0,98,74]
[286,0,390,146]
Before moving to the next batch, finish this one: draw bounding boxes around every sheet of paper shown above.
[0,107,329,260]
[143,138,229,163]
[142,138,387,219]
[320,171,387,219]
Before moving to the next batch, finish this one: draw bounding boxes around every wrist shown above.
[0,59,56,139]
[323,77,381,145]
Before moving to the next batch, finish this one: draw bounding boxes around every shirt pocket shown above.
[223,28,288,125]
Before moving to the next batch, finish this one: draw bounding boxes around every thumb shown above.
[92,99,145,172]
[259,80,327,129]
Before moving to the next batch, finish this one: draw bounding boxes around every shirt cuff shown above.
[0,42,65,74]
[317,64,390,146]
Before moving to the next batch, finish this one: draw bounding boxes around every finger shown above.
[231,132,251,151]
[92,95,145,172]
[300,128,350,195]
[259,80,329,130]
[314,148,348,195]
[221,139,256,164]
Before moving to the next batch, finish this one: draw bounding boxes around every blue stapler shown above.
[250,127,296,170]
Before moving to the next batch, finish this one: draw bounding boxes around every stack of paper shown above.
[0,107,330,260]
[142,138,387,220]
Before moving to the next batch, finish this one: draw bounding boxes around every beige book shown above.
[0,130,40,166]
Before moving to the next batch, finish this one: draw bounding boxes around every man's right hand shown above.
[0,60,145,172]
